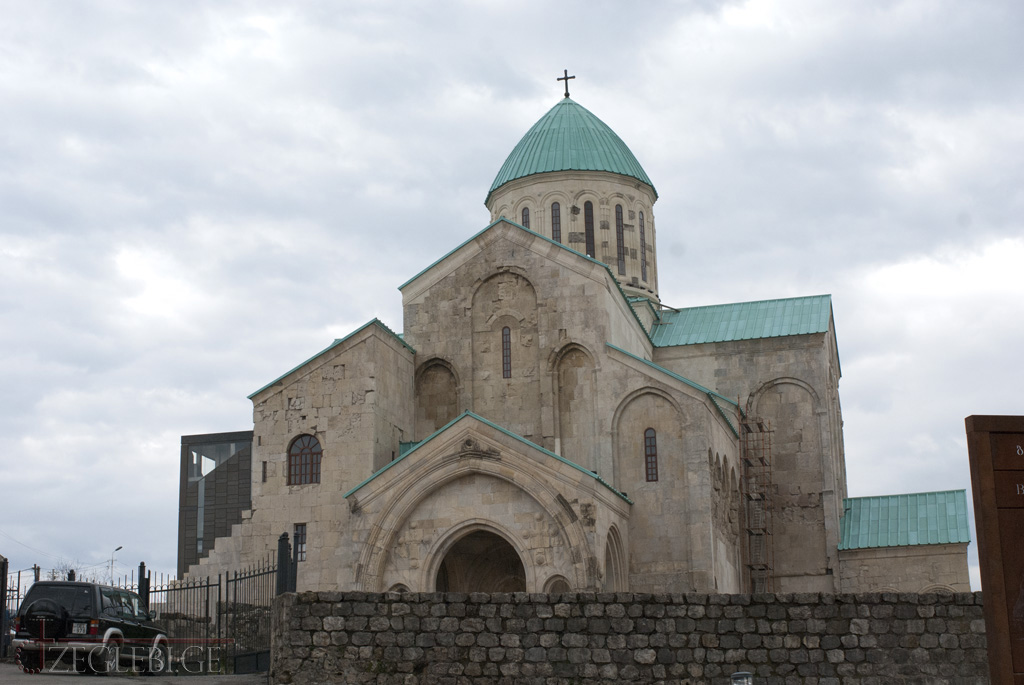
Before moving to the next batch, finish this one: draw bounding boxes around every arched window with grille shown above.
[615,204,626,274]
[551,202,561,243]
[521,207,530,229]
[644,428,658,482]
[501,326,512,378]
[584,201,595,257]
[639,211,648,282]
[288,434,322,485]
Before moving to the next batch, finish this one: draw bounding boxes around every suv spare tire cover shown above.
[23,599,71,640]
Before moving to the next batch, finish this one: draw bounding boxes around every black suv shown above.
[12,581,169,674]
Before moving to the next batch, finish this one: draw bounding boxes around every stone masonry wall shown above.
[270,591,989,685]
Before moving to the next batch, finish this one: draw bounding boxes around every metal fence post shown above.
[276,533,291,596]
[138,562,149,612]
[1,554,9,659]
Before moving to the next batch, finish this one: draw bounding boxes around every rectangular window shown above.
[261,461,267,483]
[501,326,512,378]
[551,202,561,243]
[615,205,626,275]
[644,428,659,482]
[639,212,648,282]
[294,523,307,562]
[584,201,595,257]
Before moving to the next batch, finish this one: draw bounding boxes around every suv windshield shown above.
[22,585,94,618]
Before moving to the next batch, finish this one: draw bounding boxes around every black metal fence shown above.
[2,531,299,673]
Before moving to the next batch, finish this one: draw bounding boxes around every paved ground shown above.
[0,662,269,684]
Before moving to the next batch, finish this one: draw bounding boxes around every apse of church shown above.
[178,81,971,596]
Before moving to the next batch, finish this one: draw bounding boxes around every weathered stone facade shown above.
[839,544,972,594]
[180,95,970,599]
[270,591,990,684]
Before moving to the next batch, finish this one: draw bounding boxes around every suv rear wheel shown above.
[22,599,70,640]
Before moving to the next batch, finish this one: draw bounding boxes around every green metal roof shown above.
[344,410,632,503]
[650,295,833,347]
[486,98,656,204]
[247,319,414,399]
[838,490,971,550]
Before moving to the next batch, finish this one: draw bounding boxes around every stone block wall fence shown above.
[270,591,989,685]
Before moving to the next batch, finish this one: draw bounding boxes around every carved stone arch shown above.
[512,198,535,229]
[550,343,599,469]
[571,189,601,206]
[612,386,684,431]
[611,387,684,489]
[746,376,822,417]
[603,524,626,592]
[472,271,541,441]
[387,583,410,593]
[356,456,596,592]
[547,340,598,373]
[920,583,956,594]
[492,203,511,220]
[747,376,831,591]
[539,189,570,209]
[423,519,532,593]
[538,191,570,243]
[416,356,461,388]
[415,358,461,439]
[486,308,527,328]
[543,574,572,594]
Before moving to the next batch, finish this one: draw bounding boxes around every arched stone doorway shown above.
[434,530,526,592]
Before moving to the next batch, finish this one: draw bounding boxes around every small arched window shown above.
[644,428,658,482]
[501,326,512,378]
[521,207,530,229]
[551,202,561,243]
[639,211,648,282]
[615,204,626,275]
[288,435,322,485]
[584,201,595,257]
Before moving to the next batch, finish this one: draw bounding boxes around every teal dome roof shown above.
[486,98,657,204]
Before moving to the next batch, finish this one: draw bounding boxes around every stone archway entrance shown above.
[434,530,526,592]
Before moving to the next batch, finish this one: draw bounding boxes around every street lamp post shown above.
[110,546,122,584]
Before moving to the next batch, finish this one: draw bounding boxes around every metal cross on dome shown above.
[557,69,575,98]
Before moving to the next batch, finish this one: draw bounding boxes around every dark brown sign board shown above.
[967,415,1024,685]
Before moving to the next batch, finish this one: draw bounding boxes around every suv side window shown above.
[101,588,121,616]
[118,591,142,618]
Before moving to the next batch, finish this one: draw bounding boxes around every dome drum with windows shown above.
[486,97,660,303]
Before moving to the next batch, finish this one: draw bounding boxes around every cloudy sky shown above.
[2,0,1021,590]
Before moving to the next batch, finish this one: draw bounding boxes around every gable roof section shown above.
[399,218,653,345]
[606,343,741,438]
[401,217,599,291]
[838,490,971,550]
[344,410,632,504]
[486,98,656,205]
[650,295,833,347]
[247,318,414,399]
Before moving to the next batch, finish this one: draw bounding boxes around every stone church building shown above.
[177,92,971,596]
